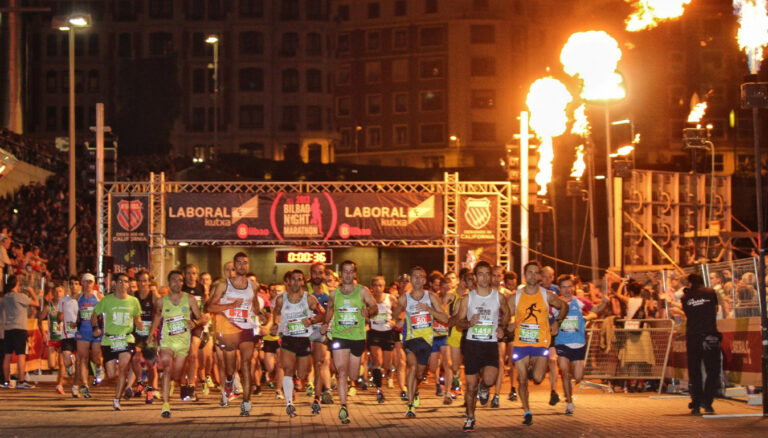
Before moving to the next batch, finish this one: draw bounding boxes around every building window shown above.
[306,33,322,56]
[367,31,381,51]
[61,70,68,93]
[472,122,496,141]
[368,2,380,19]
[419,59,443,79]
[419,27,444,46]
[392,59,408,82]
[240,31,264,55]
[393,29,408,49]
[338,128,353,150]
[281,0,300,20]
[240,142,265,157]
[365,61,382,83]
[239,105,264,129]
[337,64,351,84]
[282,69,299,92]
[337,4,350,20]
[87,70,100,92]
[74,34,85,56]
[367,126,382,148]
[60,106,68,130]
[192,108,205,131]
[425,0,438,13]
[149,32,173,56]
[192,33,211,57]
[239,0,264,17]
[46,34,57,57]
[393,93,408,113]
[473,0,489,10]
[420,123,444,143]
[187,0,205,19]
[307,106,322,130]
[88,34,99,56]
[114,0,137,21]
[280,106,300,131]
[393,125,408,145]
[471,57,496,76]
[75,70,84,93]
[117,33,132,57]
[367,95,382,115]
[149,0,173,18]
[337,34,350,53]
[471,90,495,108]
[46,70,57,93]
[307,0,323,20]
[193,69,206,93]
[281,32,299,57]
[420,91,444,111]
[336,96,351,117]
[395,0,407,16]
[306,69,322,92]
[471,25,495,44]
[239,68,263,91]
[46,106,57,131]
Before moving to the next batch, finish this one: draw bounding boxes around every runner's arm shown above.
[249,279,261,315]
[392,294,407,328]
[188,294,208,327]
[428,293,450,324]
[147,297,164,344]
[322,290,335,326]
[204,281,240,313]
[448,296,471,329]
[270,295,283,336]
[308,295,325,324]
[360,286,378,318]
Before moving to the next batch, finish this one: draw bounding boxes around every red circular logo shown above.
[236,223,248,239]
[339,223,350,239]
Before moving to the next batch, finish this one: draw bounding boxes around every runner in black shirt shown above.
[181,264,207,401]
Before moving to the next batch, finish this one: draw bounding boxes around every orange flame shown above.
[687,102,708,123]
[734,0,768,74]
[560,31,625,101]
[625,0,692,32]
[570,145,586,179]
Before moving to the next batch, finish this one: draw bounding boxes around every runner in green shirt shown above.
[91,272,142,411]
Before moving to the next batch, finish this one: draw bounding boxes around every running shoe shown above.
[202,384,209,396]
[306,382,315,397]
[490,394,500,408]
[387,378,394,389]
[190,388,199,402]
[267,380,275,389]
[135,380,146,396]
[311,400,321,414]
[347,386,356,397]
[251,385,261,395]
[339,405,350,424]
[463,416,475,432]
[436,383,443,397]
[240,400,251,417]
[17,381,35,389]
[161,402,171,418]
[443,397,453,405]
[523,412,533,426]
[66,364,75,377]
[220,390,229,407]
[549,390,560,406]
[321,389,333,404]
[703,404,715,414]
[451,376,460,391]
[146,387,155,404]
[405,404,416,417]
[71,385,79,398]
[413,392,420,407]
[95,367,105,385]
[376,390,385,404]
[508,387,518,401]
[400,390,408,401]
[80,385,92,398]
[113,398,121,411]
[1,381,10,389]
[170,380,175,396]
[180,384,190,402]
[286,403,297,418]
[124,386,134,400]
[234,383,243,395]
[56,384,65,394]
[275,390,285,400]
[205,375,214,389]
[565,403,574,415]
[477,383,489,406]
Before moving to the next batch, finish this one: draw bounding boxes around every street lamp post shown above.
[54,14,91,276]
[206,35,219,156]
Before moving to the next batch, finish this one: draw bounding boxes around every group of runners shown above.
[33,253,608,432]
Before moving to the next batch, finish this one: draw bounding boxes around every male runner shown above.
[490,265,513,408]
[507,261,567,426]
[308,262,333,405]
[131,270,159,403]
[38,286,66,393]
[367,275,397,403]
[262,282,283,399]
[320,260,378,425]
[58,285,79,390]
[206,252,260,416]
[91,272,142,411]
[181,263,206,401]
[392,266,449,417]
[554,274,605,414]
[540,265,561,405]
[449,261,508,432]
[429,276,453,404]
[503,271,519,401]
[446,268,473,398]
[74,273,101,398]
[148,270,206,418]
[271,269,324,417]
[393,273,411,400]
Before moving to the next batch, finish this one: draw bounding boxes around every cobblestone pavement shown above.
[0,380,766,437]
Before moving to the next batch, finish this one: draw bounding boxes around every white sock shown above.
[283,376,294,405]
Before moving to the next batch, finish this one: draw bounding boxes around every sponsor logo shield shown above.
[464,197,491,230]
[117,199,143,232]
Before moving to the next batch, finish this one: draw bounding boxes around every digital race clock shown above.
[274,249,332,264]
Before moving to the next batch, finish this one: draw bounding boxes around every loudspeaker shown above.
[102,256,114,273]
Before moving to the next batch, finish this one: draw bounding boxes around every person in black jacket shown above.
[681,273,721,414]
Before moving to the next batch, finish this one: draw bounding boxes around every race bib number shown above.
[79,306,93,321]
[135,320,152,337]
[65,322,78,337]
[226,307,249,324]
[109,334,128,351]
[519,323,540,344]
[409,311,432,330]
[372,313,389,328]
[287,318,308,336]
[560,316,579,333]
[470,320,494,340]
[338,307,359,327]
[166,315,187,336]
[433,319,449,336]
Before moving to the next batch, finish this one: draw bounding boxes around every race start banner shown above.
[165,192,443,241]
[457,195,498,269]
[110,194,150,272]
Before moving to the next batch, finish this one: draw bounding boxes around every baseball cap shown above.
[81,273,95,282]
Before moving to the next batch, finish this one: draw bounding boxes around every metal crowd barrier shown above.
[579,318,675,394]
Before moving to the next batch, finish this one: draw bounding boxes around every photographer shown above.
[681,273,721,414]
